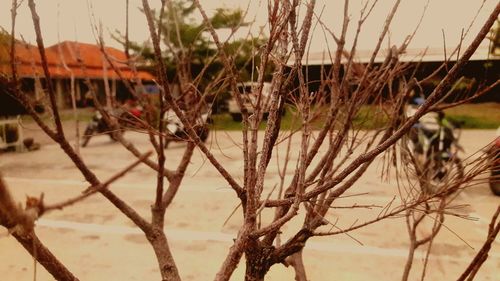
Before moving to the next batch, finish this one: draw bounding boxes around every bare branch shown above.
[457,206,500,281]
[27,0,65,137]
[0,176,79,280]
[43,152,153,214]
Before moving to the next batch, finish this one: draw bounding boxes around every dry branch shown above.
[0,175,79,280]
[457,206,500,281]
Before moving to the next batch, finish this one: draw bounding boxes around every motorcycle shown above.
[408,111,464,190]
[81,109,122,147]
[163,109,211,148]
[488,128,500,196]
[81,104,143,147]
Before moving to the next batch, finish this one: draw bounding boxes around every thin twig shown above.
[43,152,153,213]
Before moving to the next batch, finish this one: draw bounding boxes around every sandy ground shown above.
[0,126,499,281]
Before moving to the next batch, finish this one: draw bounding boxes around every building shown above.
[0,40,155,109]
[289,45,499,102]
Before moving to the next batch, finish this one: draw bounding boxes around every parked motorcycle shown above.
[488,128,500,196]
[163,109,211,148]
[81,109,121,147]
[117,101,145,130]
[408,111,464,190]
[82,100,145,147]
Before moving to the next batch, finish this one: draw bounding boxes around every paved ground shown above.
[0,127,498,281]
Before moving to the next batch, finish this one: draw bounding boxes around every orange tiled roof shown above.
[0,41,154,80]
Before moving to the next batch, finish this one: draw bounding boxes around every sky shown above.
[0,0,497,53]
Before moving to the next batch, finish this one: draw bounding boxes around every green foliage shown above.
[0,28,12,63]
[444,102,500,129]
[0,28,10,43]
[210,105,388,131]
[210,113,246,130]
[210,8,246,29]
[209,103,500,131]
[447,115,499,129]
[160,1,204,48]
[114,1,267,89]
[453,77,476,91]
[223,37,270,81]
[352,106,389,130]
[20,108,94,123]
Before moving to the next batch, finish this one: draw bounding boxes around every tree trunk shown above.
[14,232,79,281]
[245,257,267,281]
[147,228,181,281]
[244,242,271,281]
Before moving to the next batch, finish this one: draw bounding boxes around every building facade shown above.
[0,40,154,109]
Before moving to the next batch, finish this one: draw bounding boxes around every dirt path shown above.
[0,129,498,281]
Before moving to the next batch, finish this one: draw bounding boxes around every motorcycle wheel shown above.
[451,157,464,179]
[431,157,464,182]
[420,156,463,194]
[199,126,209,143]
[81,127,93,147]
[109,131,122,142]
[490,168,500,196]
[490,178,500,196]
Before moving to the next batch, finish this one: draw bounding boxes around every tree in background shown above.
[114,0,268,98]
[0,29,11,62]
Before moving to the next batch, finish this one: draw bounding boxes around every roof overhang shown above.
[288,45,498,66]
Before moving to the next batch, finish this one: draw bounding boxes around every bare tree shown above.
[1,0,499,281]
